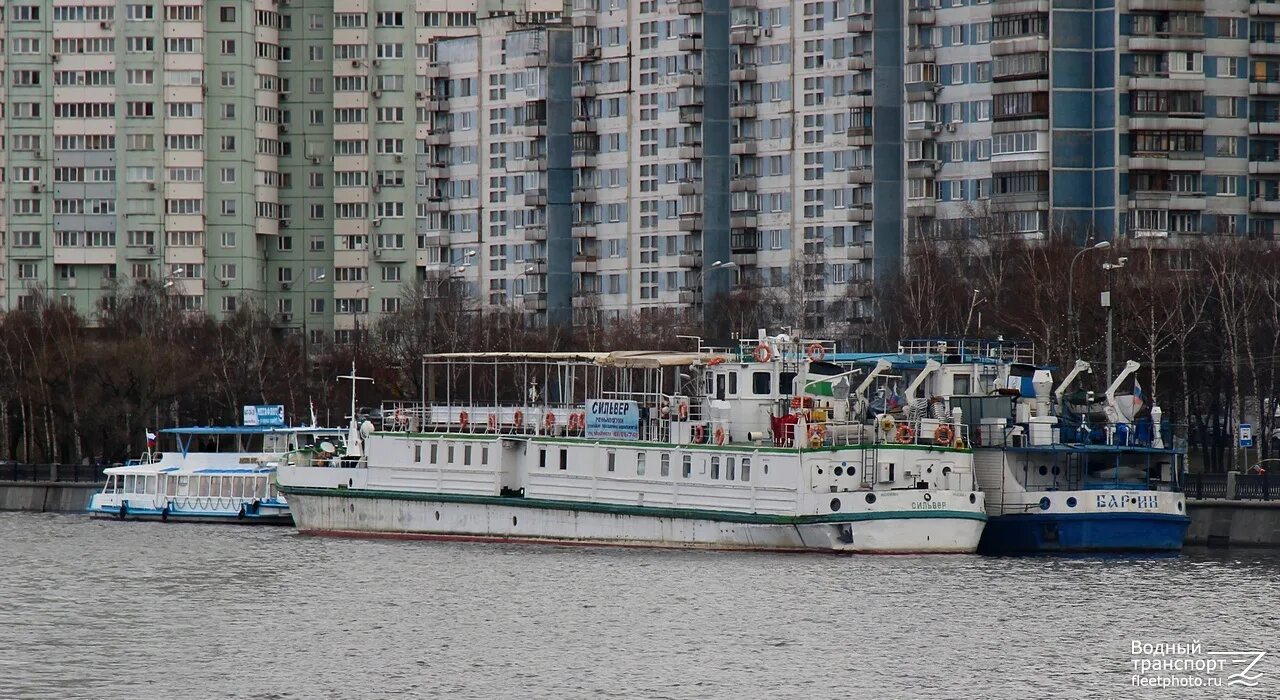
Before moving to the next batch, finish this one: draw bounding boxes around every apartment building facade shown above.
[3,0,1280,338]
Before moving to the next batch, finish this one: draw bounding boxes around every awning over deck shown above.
[422,350,698,369]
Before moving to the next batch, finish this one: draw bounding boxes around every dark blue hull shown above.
[978,512,1190,555]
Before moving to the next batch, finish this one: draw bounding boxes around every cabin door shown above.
[497,439,524,496]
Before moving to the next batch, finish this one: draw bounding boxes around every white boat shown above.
[88,425,346,524]
[834,339,1189,554]
[277,337,988,554]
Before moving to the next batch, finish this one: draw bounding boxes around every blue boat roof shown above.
[160,426,342,435]
[1001,444,1183,455]
[829,352,1025,367]
[192,467,276,474]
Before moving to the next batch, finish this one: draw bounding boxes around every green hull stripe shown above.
[372,431,968,455]
[279,484,987,525]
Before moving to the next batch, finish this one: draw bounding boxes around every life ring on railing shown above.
[708,356,725,366]
[514,410,525,428]
[934,424,955,446]
[659,402,671,419]
[753,345,772,363]
[807,424,827,447]
[544,412,557,431]
[394,409,406,427]
[692,424,705,444]
[714,425,727,446]
[677,402,689,420]
[568,412,585,432]
[487,413,498,431]
[895,424,915,445]
[459,411,470,430]
[878,414,896,434]
[806,343,826,362]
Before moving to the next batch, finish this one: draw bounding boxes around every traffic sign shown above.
[1239,423,1254,448]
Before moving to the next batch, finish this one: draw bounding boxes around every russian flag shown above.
[146,431,157,448]
[1132,379,1144,412]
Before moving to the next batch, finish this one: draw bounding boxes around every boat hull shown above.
[284,487,986,554]
[978,512,1190,554]
[87,496,292,525]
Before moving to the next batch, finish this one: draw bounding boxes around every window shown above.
[710,456,720,480]
[636,453,647,476]
[607,451,616,472]
[741,458,751,482]
[682,454,692,478]
[220,6,235,22]
[660,453,670,477]
[559,449,567,470]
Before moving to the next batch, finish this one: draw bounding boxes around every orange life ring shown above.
[513,410,524,428]
[544,412,556,429]
[458,411,470,429]
[806,343,826,362]
[487,413,498,431]
[714,426,726,446]
[708,356,725,365]
[692,424,705,444]
[934,424,954,445]
[677,402,689,420]
[895,424,915,445]
[568,412,585,431]
[753,345,771,362]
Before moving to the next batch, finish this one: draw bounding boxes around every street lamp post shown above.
[698,259,737,302]
[1067,241,1111,351]
[1101,256,1128,381]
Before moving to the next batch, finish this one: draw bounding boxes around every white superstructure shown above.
[278,334,987,553]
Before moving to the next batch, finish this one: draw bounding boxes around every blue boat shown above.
[833,340,1190,554]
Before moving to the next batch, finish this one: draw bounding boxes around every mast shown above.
[338,361,374,457]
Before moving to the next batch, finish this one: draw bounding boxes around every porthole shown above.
[830,498,842,511]
[923,493,932,502]
[1177,501,1183,512]
[434,510,440,520]
[1051,466,1061,476]
[848,466,856,475]
[834,466,844,476]
[763,464,770,475]
[926,467,933,474]
[865,493,877,504]
[512,516,518,526]
[1039,497,1051,510]
[1038,466,1048,476]
[1066,497,1077,508]
[942,466,952,476]
[817,467,824,475]
[969,493,976,504]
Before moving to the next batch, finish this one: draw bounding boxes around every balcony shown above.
[848,15,871,33]
[1251,1,1280,16]
[730,175,757,192]
[730,102,757,119]
[678,33,703,51]
[573,44,600,62]
[572,187,597,203]
[678,251,703,267]
[524,225,547,241]
[572,255,599,273]
[730,0,756,6]
[522,292,548,311]
[1251,121,1280,136]
[524,189,547,207]
[730,213,757,228]
[572,117,597,133]
[848,166,873,185]
[906,200,936,218]
[572,152,597,169]
[730,140,758,155]
[1251,40,1280,56]
[522,51,548,68]
[907,159,941,177]
[846,244,871,260]
[678,289,699,305]
[908,8,935,25]
[678,179,703,196]
[679,105,703,124]
[422,63,449,79]
[572,12,597,27]
[678,144,703,160]
[572,222,598,238]
[1252,197,1280,214]
[846,205,873,222]
[423,130,450,146]
[677,71,704,89]
[572,82,597,98]
[678,214,704,232]
[1250,81,1280,96]
[729,25,759,45]
[730,64,758,82]
[906,46,935,64]
[678,0,703,14]
[1130,0,1203,10]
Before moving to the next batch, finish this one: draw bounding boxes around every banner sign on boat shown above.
[243,405,285,427]
[586,400,640,440]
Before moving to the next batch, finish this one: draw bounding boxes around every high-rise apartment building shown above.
[4,0,1280,338]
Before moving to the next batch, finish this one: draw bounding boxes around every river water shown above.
[1,512,1277,700]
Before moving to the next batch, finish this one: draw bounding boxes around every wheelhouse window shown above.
[752,371,771,395]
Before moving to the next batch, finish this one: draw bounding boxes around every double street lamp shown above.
[1066,241,1111,351]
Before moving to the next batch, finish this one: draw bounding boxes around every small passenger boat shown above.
[88,425,345,524]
